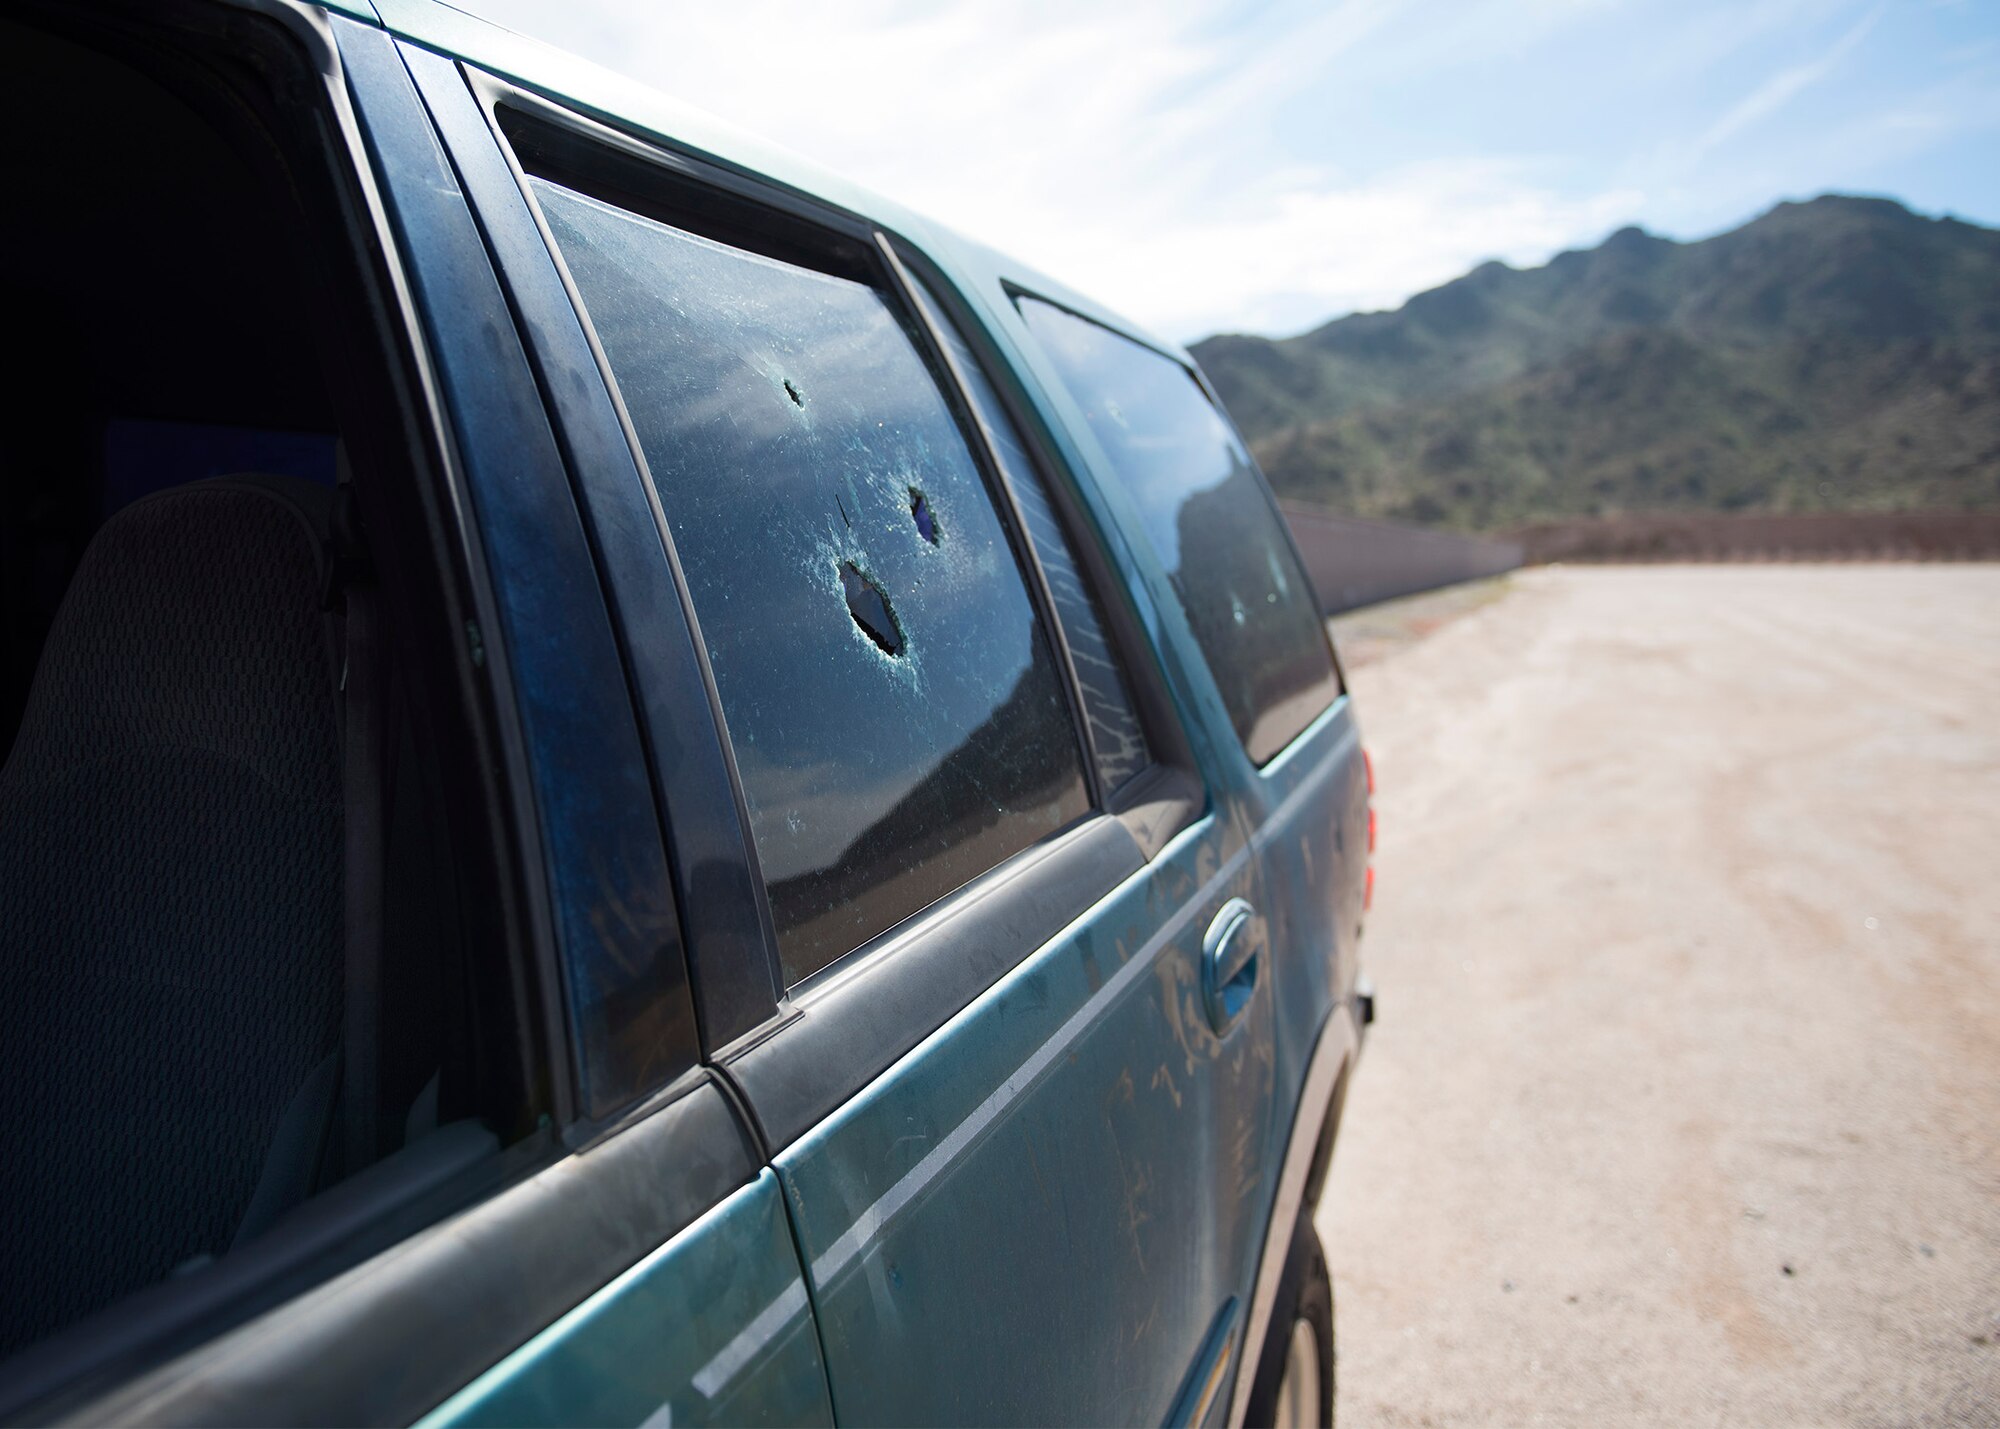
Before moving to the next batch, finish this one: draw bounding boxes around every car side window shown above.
[0,12,528,1373]
[1016,297,1340,764]
[531,180,1091,986]
[904,274,1152,796]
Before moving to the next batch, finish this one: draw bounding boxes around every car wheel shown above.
[1246,1216,1336,1429]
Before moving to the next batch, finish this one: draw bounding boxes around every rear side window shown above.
[1016,298,1339,764]
[532,181,1090,986]
[0,12,522,1369]
[904,275,1151,795]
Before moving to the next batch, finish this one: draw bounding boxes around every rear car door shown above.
[1,8,825,1425]
[345,35,837,1428]
[430,63,1287,1423]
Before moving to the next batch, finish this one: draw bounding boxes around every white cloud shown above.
[1007,161,1647,340]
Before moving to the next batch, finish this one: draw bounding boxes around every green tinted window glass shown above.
[1018,298,1337,763]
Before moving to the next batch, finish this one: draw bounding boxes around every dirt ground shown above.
[1316,565,2000,1428]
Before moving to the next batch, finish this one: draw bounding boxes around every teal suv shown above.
[0,0,1373,1423]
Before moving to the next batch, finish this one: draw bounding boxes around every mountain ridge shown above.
[1190,195,2000,530]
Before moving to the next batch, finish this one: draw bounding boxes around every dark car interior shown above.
[0,5,527,1388]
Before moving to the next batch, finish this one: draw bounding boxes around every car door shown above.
[1004,289,1370,1426]
[419,57,1286,1423]
[4,10,829,1425]
[739,263,1285,1428]
[259,29,831,1429]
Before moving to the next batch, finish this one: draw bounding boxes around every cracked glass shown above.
[534,180,1089,986]
[1016,298,1339,765]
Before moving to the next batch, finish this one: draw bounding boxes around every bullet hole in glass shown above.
[909,487,940,545]
[840,561,903,656]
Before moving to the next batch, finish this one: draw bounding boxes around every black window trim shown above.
[1001,280,1191,371]
[449,66,791,1069]
[365,39,705,1126]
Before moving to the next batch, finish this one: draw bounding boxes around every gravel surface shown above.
[1316,565,2000,1428]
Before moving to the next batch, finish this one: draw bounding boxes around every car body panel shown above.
[1248,701,1369,1117]
[62,1078,762,1427]
[774,806,1274,1426]
[417,1170,831,1429]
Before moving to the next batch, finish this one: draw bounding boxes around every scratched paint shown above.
[765,693,1363,1423]
[774,794,1281,1424]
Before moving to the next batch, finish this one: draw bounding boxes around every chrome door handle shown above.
[1201,898,1259,1035]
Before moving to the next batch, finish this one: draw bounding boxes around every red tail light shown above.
[1362,748,1376,911]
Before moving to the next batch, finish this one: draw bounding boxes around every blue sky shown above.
[452,0,2000,343]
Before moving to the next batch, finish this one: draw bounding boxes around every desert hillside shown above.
[1191,196,2000,531]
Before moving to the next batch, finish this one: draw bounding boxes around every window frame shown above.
[1005,284,1347,768]
[471,76,1182,1062]
[0,3,572,1416]
[887,243,1207,857]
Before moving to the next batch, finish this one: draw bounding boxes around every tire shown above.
[1245,1215,1336,1429]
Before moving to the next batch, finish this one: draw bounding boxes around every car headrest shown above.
[3,475,339,802]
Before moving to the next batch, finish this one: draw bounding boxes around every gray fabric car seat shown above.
[0,476,346,1355]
